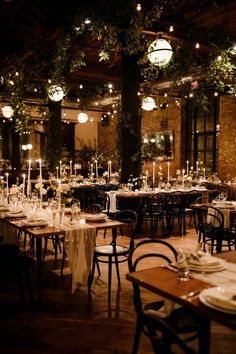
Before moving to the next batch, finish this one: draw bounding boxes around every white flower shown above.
[59,183,70,193]
[9,185,20,195]
[35,182,44,190]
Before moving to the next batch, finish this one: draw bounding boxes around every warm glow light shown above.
[141,97,156,111]
[147,38,173,66]
[1,105,14,118]
[27,144,33,150]
[77,112,88,123]
[48,85,64,101]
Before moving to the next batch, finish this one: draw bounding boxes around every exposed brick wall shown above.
[218,95,236,181]
[141,103,182,181]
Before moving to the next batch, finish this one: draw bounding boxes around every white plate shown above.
[199,287,236,314]
[190,259,226,273]
[84,213,107,222]
[24,219,48,227]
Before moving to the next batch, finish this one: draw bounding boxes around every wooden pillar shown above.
[119,48,141,183]
[47,100,62,173]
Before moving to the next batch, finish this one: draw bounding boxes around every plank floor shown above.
[0,219,236,354]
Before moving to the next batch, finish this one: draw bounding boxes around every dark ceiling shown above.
[0,0,235,107]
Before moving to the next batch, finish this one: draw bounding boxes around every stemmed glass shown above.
[71,201,81,222]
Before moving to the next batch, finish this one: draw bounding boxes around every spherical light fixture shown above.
[141,97,156,111]
[22,145,27,151]
[27,144,33,150]
[1,105,14,118]
[48,85,64,102]
[147,38,173,66]
[77,112,88,123]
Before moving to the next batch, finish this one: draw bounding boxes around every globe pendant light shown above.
[147,38,173,66]
[141,97,156,111]
[78,112,88,123]
[48,85,64,102]
[1,105,14,118]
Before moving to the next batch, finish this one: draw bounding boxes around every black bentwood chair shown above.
[0,243,35,304]
[88,209,138,304]
[128,239,200,354]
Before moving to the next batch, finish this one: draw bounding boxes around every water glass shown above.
[177,249,190,281]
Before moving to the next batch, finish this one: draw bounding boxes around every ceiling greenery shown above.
[0,0,235,131]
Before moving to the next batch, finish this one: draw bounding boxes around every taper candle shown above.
[56,166,59,180]
[186,160,189,174]
[59,160,62,178]
[167,162,170,183]
[152,162,156,187]
[27,160,31,197]
[6,173,9,198]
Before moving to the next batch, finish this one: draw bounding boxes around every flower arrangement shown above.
[0,177,5,189]
[34,182,47,196]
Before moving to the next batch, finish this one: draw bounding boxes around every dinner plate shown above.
[199,287,236,314]
[24,219,48,227]
[84,213,107,222]
[190,258,226,272]
[0,206,9,211]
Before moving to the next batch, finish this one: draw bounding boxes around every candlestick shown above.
[203,168,206,180]
[90,163,93,180]
[95,160,98,179]
[38,159,43,201]
[59,160,62,178]
[182,169,185,187]
[5,173,9,199]
[74,164,77,177]
[186,160,189,174]
[27,160,31,197]
[196,161,199,176]
[167,162,170,183]
[145,170,148,185]
[152,162,156,187]
[22,174,26,195]
[108,161,111,181]
[56,166,59,180]
[70,160,72,175]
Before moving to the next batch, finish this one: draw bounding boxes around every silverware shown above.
[181,289,202,301]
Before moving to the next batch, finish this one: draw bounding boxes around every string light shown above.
[195,42,200,49]
[136,3,141,11]
[169,25,174,32]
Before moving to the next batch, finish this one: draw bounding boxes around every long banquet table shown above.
[126,251,236,354]
[0,208,124,304]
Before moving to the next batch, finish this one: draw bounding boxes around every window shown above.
[185,96,219,174]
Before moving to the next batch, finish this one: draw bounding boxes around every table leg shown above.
[198,316,211,354]
[35,236,43,305]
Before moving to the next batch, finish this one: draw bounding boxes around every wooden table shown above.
[126,251,236,354]
[1,215,124,305]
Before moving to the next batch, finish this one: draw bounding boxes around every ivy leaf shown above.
[98,50,110,62]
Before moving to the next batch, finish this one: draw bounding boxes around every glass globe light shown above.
[22,145,27,151]
[141,97,156,111]
[1,105,14,118]
[27,144,33,150]
[78,112,88,123]
[48,85,64,102]
[147,38,173,66]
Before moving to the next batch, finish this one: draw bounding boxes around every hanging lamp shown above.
[147,38,173,66]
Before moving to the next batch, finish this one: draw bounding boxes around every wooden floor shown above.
[0,220,236,354]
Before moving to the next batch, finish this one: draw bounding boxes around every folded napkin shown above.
[190,252,220,268]
[24,219,48,227]
[4,211,26,218]
[144,299,181,318]
[205,287,236,311]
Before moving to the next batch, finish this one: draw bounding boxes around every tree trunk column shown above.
[47,100,61,173]
[120,50,141,183]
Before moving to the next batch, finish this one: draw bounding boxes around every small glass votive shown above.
[79,217,86,224]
